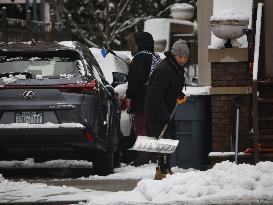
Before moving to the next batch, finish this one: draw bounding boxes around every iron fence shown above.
[0,8,71,43]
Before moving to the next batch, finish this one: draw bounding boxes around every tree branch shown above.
[63,7,98,47]
[110,0,131,29]
[110,4,173,42]
[155,4,173,17]
[110,16,151,41]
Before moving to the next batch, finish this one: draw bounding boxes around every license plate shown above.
[15,112,43,124]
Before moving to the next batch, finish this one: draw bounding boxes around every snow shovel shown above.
[101,46,129,64]
[130,104,179,154]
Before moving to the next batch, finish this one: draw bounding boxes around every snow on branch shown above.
[63,7,98,48]
[110,0,131,29]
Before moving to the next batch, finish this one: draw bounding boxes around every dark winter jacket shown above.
[145,51,185,123]
[126,32,154,113]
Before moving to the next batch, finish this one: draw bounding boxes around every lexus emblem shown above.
[23,90,35,99]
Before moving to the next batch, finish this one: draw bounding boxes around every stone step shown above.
[259,134,273,140]
[258,98,273,103]
[208,152,252,166]
[259,129,273,134]
[257,79,273,85]
[259,117,273,121]
[209,151,273,166]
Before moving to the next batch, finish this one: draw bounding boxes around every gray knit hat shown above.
[171,39,189,56]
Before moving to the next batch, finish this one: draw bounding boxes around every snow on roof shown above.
[58,41,76,49]
[144,18,196,41]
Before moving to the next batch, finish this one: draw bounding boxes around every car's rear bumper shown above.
[0,123,105,160]
[0,123,96,148]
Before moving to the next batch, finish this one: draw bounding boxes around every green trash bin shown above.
[171,95,211,170]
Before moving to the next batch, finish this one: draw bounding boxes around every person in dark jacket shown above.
[126,32,159,166]
[145,39,189,180]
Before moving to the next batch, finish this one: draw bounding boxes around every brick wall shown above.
[210,60,252,152]
[211,62,251,87]
[211,95,252,151]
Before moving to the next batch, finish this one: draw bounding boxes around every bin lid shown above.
[183,86,211,96]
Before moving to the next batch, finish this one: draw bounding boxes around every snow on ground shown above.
[0,158,92,168]
[84,163,190,180]
[1,161,273,204]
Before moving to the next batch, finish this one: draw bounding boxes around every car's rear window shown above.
[0,50,86,79]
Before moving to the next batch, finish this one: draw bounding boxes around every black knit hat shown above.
[134,32,154,52]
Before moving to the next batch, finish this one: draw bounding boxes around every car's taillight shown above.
[119,97,127,110]
[83,131,94,142]
[59,80,97,94]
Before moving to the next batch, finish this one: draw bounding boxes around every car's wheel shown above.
[114,140,122,168]
[113,107,122,168]
[93,101,115,175]
[93,148,114,176]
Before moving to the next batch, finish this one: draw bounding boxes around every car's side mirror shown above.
[112,72,127,87]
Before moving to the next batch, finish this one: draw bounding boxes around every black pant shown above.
[149,119,176,172]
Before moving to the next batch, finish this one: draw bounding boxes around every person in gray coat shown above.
[145,39,189,180]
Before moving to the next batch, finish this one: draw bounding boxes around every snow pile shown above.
[89,161,273,204]
[1,161,273,204]
[211,9,249,21]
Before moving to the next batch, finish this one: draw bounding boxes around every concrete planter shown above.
[170,3,194,20]
[210,19,249,40]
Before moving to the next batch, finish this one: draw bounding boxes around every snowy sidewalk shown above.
[1,161,273,204]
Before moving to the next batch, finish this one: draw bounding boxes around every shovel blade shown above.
[129,136,179,154]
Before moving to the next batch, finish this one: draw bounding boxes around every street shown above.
[1,167,139,192]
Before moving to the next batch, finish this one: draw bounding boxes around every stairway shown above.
[252,78,273,162]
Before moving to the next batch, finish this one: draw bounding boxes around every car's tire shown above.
[93,148,114,176]
[114,142,122,168]
[93,100,115,175]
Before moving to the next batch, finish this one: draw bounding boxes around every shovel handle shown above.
[104,46,130,65]
[158,104,178,140]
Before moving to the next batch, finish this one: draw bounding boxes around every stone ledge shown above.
[208,48,248,62]
[210,86,252,95]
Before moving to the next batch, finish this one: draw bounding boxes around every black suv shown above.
[0,41,121,175]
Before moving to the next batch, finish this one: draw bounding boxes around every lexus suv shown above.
[0,41,121,175]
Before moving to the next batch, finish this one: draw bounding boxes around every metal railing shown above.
[252,3,264,164]
[0,8,71,43]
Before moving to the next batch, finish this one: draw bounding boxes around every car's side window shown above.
[84,52,108,85]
